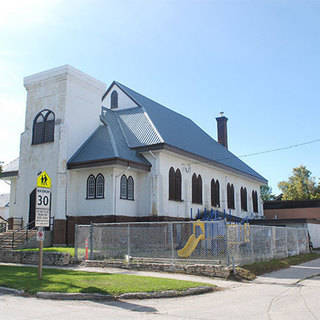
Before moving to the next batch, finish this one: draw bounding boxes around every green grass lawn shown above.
[17,247,76,256]
[0,265,213,296]
[241,252,320,276]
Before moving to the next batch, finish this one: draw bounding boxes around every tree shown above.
[260,185,276,201]
[278,166,320,200]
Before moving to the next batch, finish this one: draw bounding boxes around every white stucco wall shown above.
[68,167,114,216]
[102,84,138,110]
[67,166,151,218]
[156,150,264,219]
[15,65,106,225]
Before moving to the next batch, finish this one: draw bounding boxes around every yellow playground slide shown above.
[177,222,205,258]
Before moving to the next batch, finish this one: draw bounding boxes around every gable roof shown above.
[113,81,267,183]
[69,81,267,183]
[0,158,19,178]
[0,194,10,208]
[67,110,151,170]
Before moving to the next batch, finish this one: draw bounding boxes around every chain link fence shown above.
[75,221,309,266]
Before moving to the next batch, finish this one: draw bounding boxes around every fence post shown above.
[296,229,300,255]
[271,227,275,259]
[89,223,94,260]
[127,224,131,263]
[225,219,230,266]
[170,223,174,265]
[74,224,78,260]
[250,225,254,264]
[285,227,288,257]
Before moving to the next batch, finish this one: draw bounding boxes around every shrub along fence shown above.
[74,221,309,266]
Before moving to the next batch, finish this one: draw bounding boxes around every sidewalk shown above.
[2,257,320,289]
[255,257,320,285]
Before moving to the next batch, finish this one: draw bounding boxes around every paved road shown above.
[1,259,320,320]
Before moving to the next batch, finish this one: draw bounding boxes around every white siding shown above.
[102,84,138,110]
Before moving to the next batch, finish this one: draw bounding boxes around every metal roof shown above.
[68,81,266,183]
[0,158,19,178]
[67,110,151,169]
[115,81,267,183]
[0,194,9,208]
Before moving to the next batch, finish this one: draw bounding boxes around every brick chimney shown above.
[216,112,228,149]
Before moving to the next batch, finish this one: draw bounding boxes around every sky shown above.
[0,0,319,195]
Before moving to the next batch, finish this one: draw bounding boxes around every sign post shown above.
[35,171,51,280]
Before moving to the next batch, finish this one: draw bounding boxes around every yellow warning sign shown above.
[37,171,51,189]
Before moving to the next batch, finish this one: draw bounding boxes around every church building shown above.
[1,65,267,245]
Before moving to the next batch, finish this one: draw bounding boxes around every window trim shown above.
[86,175,96,199]
[192,173,202,204]
[240,187,248,211]
[168,167,182,202]
[32,109,55,145]
[111,90,118,109]
[227,183,235,209]
[211,178,220,207]
[127,176,134,201]
[252,190,258,213]
[119,175,135,201]
[120,175,128,200]
[95,173,105,199]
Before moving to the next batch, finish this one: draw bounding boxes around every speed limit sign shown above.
[35,187,51,227]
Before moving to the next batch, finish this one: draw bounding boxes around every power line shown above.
[215,138,320,162]
[238,138,320,158]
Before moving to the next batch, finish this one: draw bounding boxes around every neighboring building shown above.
[0,65,267,245]
[264,199,320,220]
[0,193,9,221]
[0,193,9,233]
[260,199,320,248]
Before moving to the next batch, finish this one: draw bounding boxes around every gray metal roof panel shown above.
[115,107,162,147]
[68,126,117,164]
[115,81,267,183]
[68,113,151,167]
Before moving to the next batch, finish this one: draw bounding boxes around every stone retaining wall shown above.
[82,260,231,278]
[0,250,72,266]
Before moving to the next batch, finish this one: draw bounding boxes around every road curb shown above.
[117,286,214,299]
[0,286,26,296]
[0,286,214,300]
[36,292,114,300]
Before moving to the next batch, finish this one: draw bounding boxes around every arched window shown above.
[168,167,182,201]
[169,167,176,200]
[87,175,96,199]
[252,190,258,213]
[211,179,220,207]
[192,173,202,204]
[175,169,182,201]
[111,90,118,109]
[227,183,235,209]
[120,175,134,200]
[215,180,220,207]
[127,176,134,200]
[192,173,197,204]
[198,175,202,205]
[120,175,127,199]
[32,109,55,145]
[96,174,105,199]
[241,187,247,211]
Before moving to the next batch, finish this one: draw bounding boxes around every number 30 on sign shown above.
[36,188,51,209]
